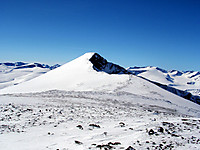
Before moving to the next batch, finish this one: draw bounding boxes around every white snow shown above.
[0,53,200,150]
[0,91,200,150]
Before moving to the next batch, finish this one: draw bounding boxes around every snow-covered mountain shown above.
[1,54,199,105]
[0,62,60,89]
[0,53,130,93]
[0,52,199,114]
[127,66,200,96]
[0,53,200,150]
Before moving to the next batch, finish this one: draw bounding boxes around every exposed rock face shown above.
[89,53,130,74]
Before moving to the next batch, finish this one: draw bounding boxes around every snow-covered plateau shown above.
[0,53,200,150]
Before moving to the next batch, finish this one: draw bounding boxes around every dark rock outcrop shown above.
[89,53,131,74]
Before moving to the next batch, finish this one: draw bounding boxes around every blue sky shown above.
[0,0,199,71]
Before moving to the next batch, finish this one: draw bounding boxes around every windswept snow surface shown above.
[0,53,200,149]
[128,66,200,96]
[0,91,200,150]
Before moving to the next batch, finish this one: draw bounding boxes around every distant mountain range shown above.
[127,66,200,96]
[0,62,60,70]
[0,62,60,89]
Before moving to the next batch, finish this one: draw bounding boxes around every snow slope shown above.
[0,62,60,89]
[128,66,200,96]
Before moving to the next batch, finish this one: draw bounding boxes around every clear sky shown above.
[0,0,199,71]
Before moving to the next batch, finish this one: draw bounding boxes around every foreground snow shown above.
[0,91,200,150]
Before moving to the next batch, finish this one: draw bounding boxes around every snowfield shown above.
[0,53,200,150]
[0,91,200,150]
